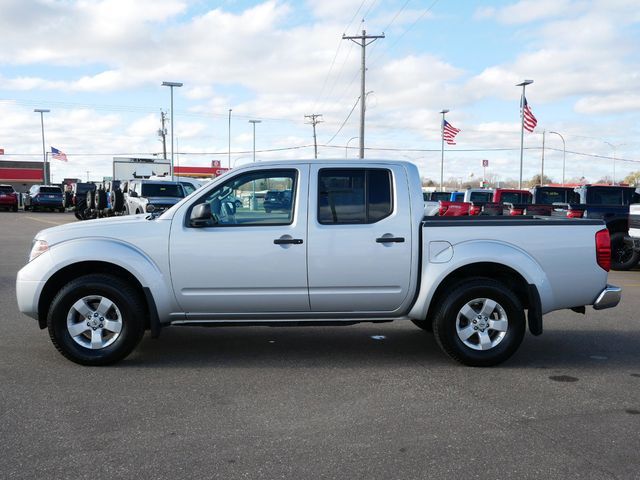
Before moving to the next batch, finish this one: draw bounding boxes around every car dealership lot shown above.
[1,211,639,479]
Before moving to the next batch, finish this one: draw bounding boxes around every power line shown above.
[325,96,361,145]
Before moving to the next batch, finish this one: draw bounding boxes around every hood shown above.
[34,214,163,246]
[145,196,183,205]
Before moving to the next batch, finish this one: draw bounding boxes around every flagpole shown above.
[439,109,449,191]
[516,80,533,189]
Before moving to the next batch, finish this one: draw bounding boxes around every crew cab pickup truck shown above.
[16,160,621,367]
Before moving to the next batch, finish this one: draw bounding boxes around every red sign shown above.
[213,168,229,176]
[212,160,221,168]
[482,159,489,167]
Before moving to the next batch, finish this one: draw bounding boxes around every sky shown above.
[0,0,639,185]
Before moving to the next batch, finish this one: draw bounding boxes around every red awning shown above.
[174,166,217,175]
[0,168,43,182]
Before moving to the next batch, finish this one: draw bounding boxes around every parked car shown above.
[23,185,65,212]
[16,159,620,367]
[555,185,640,270]
[0,184,19,211]
[124,180,185,215]
[263,189,292,213]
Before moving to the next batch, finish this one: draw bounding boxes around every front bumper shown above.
[593,284,622,310]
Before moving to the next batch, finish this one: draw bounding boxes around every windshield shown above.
[40,187,62,194]
[585,187,639,205]
[469,191,493,202]
[0,185,14,193]
[536,188,579,204]
[500,192,532,204]
[141,184,184,198]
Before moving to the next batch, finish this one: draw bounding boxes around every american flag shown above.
[51,147,68,162]
[442,120,461,145]
[522,96,537,132]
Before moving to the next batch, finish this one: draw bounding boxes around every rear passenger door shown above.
[307,165,413,313]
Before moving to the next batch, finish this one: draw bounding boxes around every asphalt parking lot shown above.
[1,211,639,480]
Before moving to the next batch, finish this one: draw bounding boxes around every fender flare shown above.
[409,239,554,322]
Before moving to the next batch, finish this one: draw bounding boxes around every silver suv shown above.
[124,180,185,215]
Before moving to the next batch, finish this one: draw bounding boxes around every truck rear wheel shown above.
[433,278,525,367]
[47,274,146,366]
[610,232,639,271]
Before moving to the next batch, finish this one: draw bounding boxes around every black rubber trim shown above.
[143,287,162,338]
[376,237,405,243]
[274,238,303,245]
[527,284,543,336]
[423,217,604,227]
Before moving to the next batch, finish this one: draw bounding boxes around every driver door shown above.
[169,166,310,316]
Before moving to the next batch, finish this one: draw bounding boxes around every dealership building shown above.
[0,160,45,192]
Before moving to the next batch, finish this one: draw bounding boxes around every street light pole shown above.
[162,81,183,181]
[249,120,261,162]
[439,109,449,191]
[516,80,534,189]
[345,136,359,158]
[228,109,232,169]
[549,131,566,185]
[34,109,50,185]
[604,141,625,185]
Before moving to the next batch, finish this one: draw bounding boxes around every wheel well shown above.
[607,220,627,234]
[37,261,149,330]
[425,262,532,323]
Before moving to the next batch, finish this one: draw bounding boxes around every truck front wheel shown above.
[433,278,525,367]
[47,274,146,366]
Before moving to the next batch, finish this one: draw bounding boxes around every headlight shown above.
[146,204,156,213]
[29,240,49,262]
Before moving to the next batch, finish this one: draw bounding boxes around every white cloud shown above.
[474,0,576,24]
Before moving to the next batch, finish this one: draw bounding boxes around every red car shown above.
[0,184,19,211]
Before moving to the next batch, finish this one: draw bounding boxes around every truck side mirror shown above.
[189,203,216,227]
[129,191,138,198]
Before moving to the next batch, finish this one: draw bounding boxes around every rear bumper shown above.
[593,284,622,310]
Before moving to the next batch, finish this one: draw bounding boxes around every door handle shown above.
[274,238,303,245]
[376,236,405,243]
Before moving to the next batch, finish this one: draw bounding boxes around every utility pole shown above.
[158,110,168,160]
[343,29,384,159]
[305,114,323,159]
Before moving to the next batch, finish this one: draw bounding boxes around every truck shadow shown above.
[124,324,640,370]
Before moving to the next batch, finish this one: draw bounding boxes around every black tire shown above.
[58,207,65,213]
[74,210,84,221]
[95,190,108,210]
[433,278,525,367]
[86,190,95,210]
[610,231,640,271]
[264,208,271,214]
[24,204,30,211]
[12,205,18,212]
[47,274,146,366]
[111,189,124,212]
[411,319,433,332]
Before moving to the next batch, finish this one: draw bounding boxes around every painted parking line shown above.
[23,215,69,226]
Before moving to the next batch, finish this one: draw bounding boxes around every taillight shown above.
[567,210,583,218]
[438,205,448,216]
[595,229,611,272]
[469,205,481,215]
[509,208,523,216]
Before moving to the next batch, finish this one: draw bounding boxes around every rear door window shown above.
[318,168,392,224]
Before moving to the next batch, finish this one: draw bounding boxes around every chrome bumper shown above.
[593,284,622,310]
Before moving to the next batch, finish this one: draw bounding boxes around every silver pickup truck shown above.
[16,160,621,367]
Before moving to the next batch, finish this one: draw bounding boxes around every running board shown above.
[169,318,403,328]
